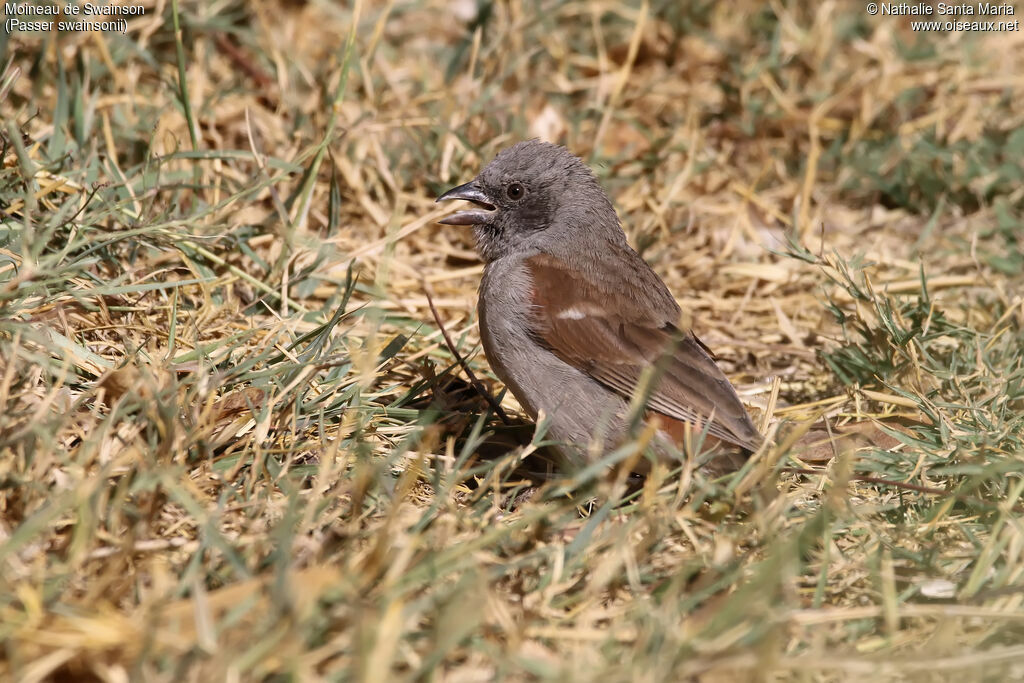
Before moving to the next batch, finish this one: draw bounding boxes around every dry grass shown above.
[2,1,1024,680]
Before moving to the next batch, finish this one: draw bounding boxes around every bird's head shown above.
[436,140,622,261]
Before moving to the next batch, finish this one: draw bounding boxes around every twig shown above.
[424,285,511,425]
[214,33,274,89]
[783,467,1016,511]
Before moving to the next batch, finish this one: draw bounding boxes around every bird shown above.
[436,140,763,473]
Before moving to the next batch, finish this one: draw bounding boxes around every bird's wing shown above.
[525,253,763,452]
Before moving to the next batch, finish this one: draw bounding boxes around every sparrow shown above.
[436,140,763,472]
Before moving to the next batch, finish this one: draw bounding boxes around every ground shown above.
[1,1,1023,680]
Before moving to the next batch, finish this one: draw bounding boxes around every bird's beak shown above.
[435,180,496,225]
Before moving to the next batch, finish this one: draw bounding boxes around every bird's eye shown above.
[505,182,524,200]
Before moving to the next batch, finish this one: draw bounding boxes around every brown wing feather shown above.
[526,253,763,452]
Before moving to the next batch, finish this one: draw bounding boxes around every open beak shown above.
[435,180,496,225]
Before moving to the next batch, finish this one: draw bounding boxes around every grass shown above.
[2,1,1024,680]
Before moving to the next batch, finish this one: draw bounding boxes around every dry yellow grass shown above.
[2,1,1023,680]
